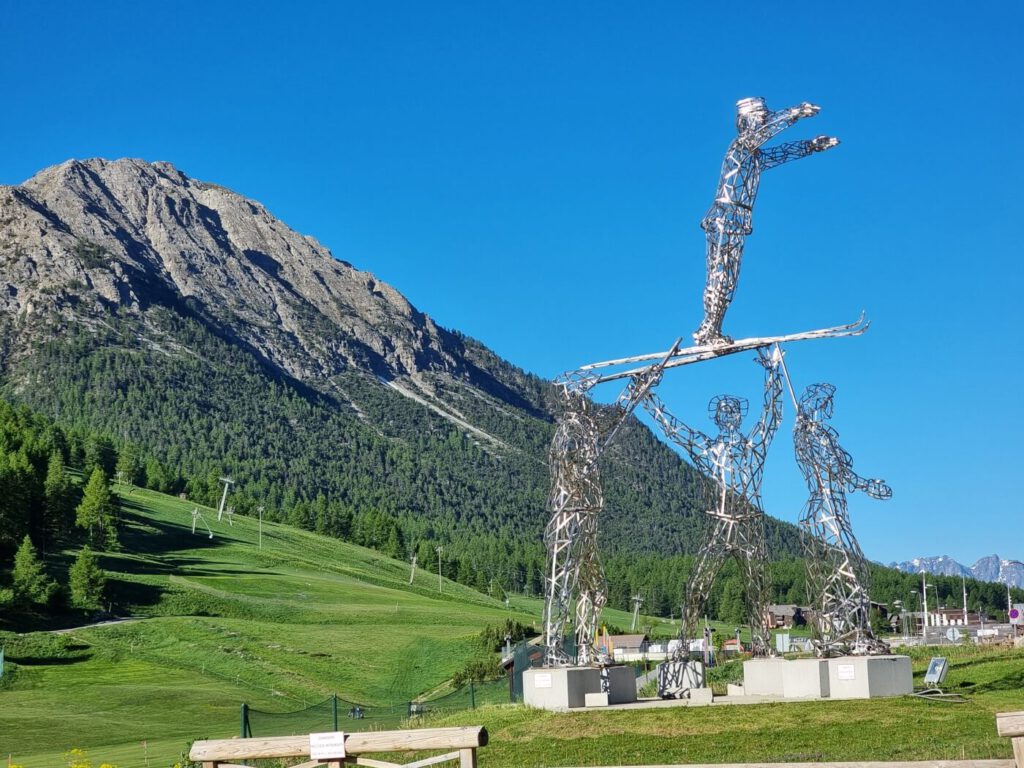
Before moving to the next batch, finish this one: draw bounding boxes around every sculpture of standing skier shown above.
[695,97,839,346]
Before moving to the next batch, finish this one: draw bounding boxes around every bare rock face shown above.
[0,158,466,382]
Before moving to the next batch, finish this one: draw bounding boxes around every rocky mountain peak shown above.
[0,157,468,383]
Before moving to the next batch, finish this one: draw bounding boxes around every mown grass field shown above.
[2,485,1022,768]
[0,485,538,766]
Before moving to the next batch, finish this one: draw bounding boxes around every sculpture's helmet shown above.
[736,96,768,134]
[709,394,748,429]
[799,383,836,420]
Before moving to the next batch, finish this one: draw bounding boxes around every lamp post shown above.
[924,583,938,639]
[961,573,968,626]
[920,572,929,632]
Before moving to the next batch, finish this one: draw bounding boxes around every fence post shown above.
[469,680,475,709]
[332,694,339,731]
[239,703,249,738]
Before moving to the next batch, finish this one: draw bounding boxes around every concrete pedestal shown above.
[782,658,830,699]
[742,658,787,696]
[826,655,913,699]
[656,660,706,698]
[523,666,637,711]
[743,655,912,700]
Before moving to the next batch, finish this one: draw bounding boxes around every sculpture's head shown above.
[736,97,768,134]
[799,383,836,420]
[709,394,748,430]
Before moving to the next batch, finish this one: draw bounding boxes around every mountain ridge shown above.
[889,554,1024,588]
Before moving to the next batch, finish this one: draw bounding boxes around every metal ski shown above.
[575,313,867,386]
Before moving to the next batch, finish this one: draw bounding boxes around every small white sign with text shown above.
[534,672,552,688]
[837,664,855,681]
[310,731,347,760]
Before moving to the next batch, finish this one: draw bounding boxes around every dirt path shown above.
[50,617,143,634]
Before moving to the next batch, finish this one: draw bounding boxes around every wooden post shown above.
[997,711,1024,768]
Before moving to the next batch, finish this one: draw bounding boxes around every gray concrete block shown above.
[781,658,830,699]
[688,687,714,704]
[523,665,637,710]
[605,665,638,704]
[742,658,787,696]
[584,692,609,707]
[827,655,913,699]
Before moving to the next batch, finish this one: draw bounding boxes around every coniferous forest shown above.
[0,385,1018,628]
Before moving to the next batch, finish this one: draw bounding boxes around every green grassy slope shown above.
[434,646,1024,767]
[4,484,1022,768]
[0,484,540,766]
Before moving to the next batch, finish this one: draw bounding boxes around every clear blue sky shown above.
[2,2,1021,566]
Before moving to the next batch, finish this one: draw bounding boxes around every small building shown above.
[606,634,649,655]
[768,604,809,628]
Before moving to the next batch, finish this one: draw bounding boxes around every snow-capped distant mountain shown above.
[889,554,1024,588]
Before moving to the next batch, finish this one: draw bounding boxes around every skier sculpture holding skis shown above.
[694,97,839,346]
[643,346,784,664]
[544,347,679,667]
[793,383,892,656]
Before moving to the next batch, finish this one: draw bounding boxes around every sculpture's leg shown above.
[741,514,770,659]
[657,522,729,699]
[800,497,834,654]
[681,517,731,651]
[833,508,875,649]
[694,232,744,345]
[543,504,582,666]
[574,508,606,666]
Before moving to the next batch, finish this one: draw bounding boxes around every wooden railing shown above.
[188,711,1023,768]
[997,711,1024,768]
[189,725,487,768]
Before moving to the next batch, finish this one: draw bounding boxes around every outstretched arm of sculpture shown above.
[642,391,713,471]
[747,102,822,146]
[761,136,840,169]
[749,346,784,450]
[846,470,893,500]
[598,339,683,449]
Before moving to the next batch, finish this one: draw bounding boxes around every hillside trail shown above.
[50,617,143,634]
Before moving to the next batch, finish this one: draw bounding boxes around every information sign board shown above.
[310,732,347,760]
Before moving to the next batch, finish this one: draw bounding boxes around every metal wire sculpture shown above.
[793,382,892,656]
[542,320,866,670]
[643,347,784,663]
[694,97,839,346]
[543,344,681,667]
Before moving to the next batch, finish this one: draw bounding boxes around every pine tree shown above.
[44,451,76,543]
[12,534,54,605]
[76,468,119,550]
[69,545,106,611]
[115,444,144,487]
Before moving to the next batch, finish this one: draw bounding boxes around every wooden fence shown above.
[188,710,1023,768]
[189,725,486,768]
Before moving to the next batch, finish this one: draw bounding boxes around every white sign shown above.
[837,663,856,681]
[534,672,552,689]
[1010,604,1024,625]
[310,731,347,760]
